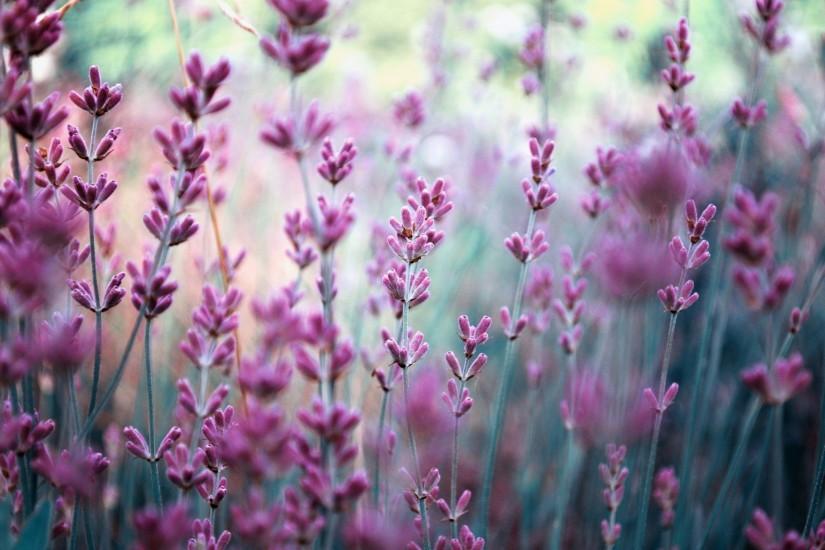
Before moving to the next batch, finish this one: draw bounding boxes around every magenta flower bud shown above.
[442,378,473,417]
[763,265,795,310]
[168,215,200,246]
[789,307,807,334]
[653,467,680,528]
[5,92,69,141]
[153,120,210,171]
[177,378,198,416]
[157,426,183,458]
[466,354,488,380]
[69,66,123,117]
[123,426,152,461]
[294,345,321,381]
[505,230,549,263]
[518,25,545,71]
[93,127,122,161]
[731,98,767,128]
[393,90,426,129]
[661,63,695,92]
[268,0,329,28]
[127,260,178,319]
[0,69,30,116]
[101,272,126,312]
[742,353,811,405]
[581,190,609,218]
[316,194,355,251]
[657,280,699,314]
[500,306,528,340]
[657,103,697,136]
[445,351,462,379]
[204,384,230,417]
[260,24,330,76]
[61,173,118,211]
[521,179,559,211]
[164,444,211,491]
[67,124,89,160]
[171,52,232,121]
[317,137,357,185]
[189,518,232,550]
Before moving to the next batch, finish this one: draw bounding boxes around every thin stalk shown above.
[698,398,761,549]
[550,431,580,550]
[66,372,81,436]
[803,361,825,536]
[634,311,679,550]
[144,321,163,509]
[372,389,389,508]
[403,366,431,550]
[82,166,186,438]
[479,210,536,538]
[771,403,784,525]
[86,116,104,416]
[449,358,469,540]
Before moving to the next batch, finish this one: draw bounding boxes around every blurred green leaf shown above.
[12,501,52,550]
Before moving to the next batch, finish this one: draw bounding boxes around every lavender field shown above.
[0,0,824,548]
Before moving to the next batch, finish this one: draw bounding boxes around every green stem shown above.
[698,399,761,549]
[479,210,536,539]
[81,166,186,439]
[144,321,163,509]
[86,116,104,417]
[372,389,389,508]
[634,311,679,550]
[803,362,825,536]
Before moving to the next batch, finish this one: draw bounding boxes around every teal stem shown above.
[803,361,825,536]
[372,389,389,508]
[634,311,679,550]
[698,399,761,549]
[82,166,186,438]
[479,210,536,539]
[144,320,163,509]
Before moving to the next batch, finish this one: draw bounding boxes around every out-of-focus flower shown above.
[731,98,767,128]
[153,120,210,172]
[268,0,329,28]
[170,52,231,121]
[652,467,679,528]
[133,504,191,550]
[393,90,426,129]
[741,0,790,54]
[32,445,110,501]
[599,443,628,547]
[317,138,356,185]
[744,508,807,550]
[1,2,63,57]
[741,353,812,405]
[616,147,692,219]
[37,312,91,373]
[188,518,231,550]
[261,100,334,157]
[260,23,329,76]
[5,93,69,141]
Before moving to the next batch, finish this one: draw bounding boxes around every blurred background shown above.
[10,1,825,544]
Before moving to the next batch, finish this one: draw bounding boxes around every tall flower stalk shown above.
[480,137,556,537]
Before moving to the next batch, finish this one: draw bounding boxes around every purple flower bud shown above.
[268,0,329,28]
[657,280,699,314]
[5,92,69,141]
[317,137,357,185]
[93,127,122,161]
[260,24,329,76]
[60,173,118,211]
[69,66,123,117]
